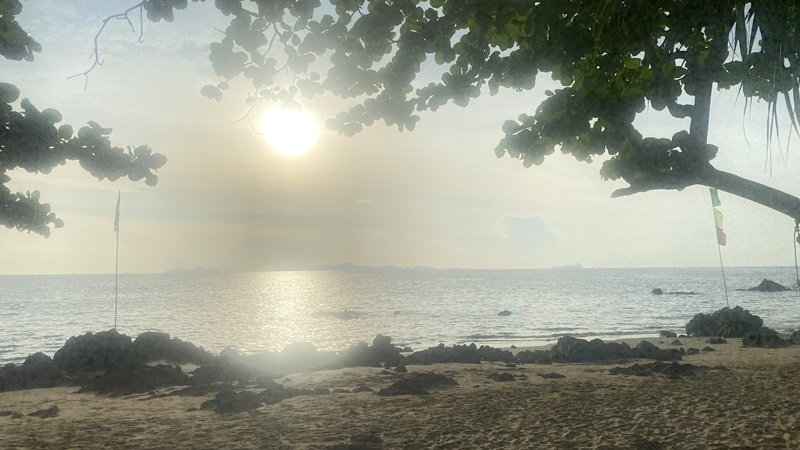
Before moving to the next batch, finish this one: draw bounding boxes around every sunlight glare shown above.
[260,106,320,156]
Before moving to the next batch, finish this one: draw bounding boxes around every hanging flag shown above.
[713,208,724,228]
[710,189,726,246]
[716,226,727,246]
[113,190,121,232]
[709,188,721,207]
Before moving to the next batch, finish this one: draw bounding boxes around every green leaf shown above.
[0,82,20,104]
[57,124,73,140]
[623,58,641,70]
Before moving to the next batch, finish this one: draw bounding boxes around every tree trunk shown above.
[701,166,800,223]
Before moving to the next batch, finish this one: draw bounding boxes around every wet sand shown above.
[2,337,800,449]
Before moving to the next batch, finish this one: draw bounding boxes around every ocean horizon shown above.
[2,266,799,365]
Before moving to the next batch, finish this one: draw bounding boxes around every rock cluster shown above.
[0,352,66,392]
[405,343,481,365]
[376,372,457,396]
[741,279,792,292]
[199,384,331,414]
[742,328,792,348]
[685,306,764,337]
[609,361,716,378]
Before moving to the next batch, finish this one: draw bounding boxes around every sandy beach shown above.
[2,337,799,449]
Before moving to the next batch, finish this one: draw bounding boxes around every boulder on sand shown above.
[0,353,66,393]
[551,336,633,363]
[79,363,190,396]
[53,330,136,375]
[131,332,216,365]
[742,327,791,348]
[685,306,763,337]
[377,372,457,396]
[405,343,481,365]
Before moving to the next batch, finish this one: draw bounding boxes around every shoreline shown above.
[3,336,800,448]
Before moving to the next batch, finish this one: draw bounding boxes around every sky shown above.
[1,0,799,274]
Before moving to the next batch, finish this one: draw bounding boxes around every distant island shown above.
[550,263,584,270]
[164,267,226,274]
[272,262,437,272]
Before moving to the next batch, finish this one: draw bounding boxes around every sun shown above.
[260,106,320,156]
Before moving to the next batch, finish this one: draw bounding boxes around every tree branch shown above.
[67,2,145,89]
[611,163,800,223]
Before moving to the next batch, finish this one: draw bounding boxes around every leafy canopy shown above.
[0,0,167,237]
[175,0,799,202]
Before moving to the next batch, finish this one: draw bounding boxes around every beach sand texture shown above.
[1,338,799,449]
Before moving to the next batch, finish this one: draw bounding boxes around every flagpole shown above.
[114,190,121,330]
[716,241,730,308]
[115,225,119,330]
[709,188,730,308]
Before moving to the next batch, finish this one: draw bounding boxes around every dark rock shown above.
[539,372,566,379]
[331,389,349,394]
[477,345,514,363]
[659,331,678,338]
[510,345,517,349]
[190,363,262,386]
[670,340,682,346]
[80,363,189,396]
[146,383,234,399]
[653,288,697,295]
[0,352,66,393]
[505,363,517,368]
[28,405,59,419]
[53,329,135,376]
[552,336,633,363]
[395,363,407,373]
[10,412,22,419]
[686,348,700,355]
[497,310,512,316]
[742,328,791,348]
[200,389,262,414]
[685,306,763,337]
[743,279,791,292]
[489,372,515,382]
[257,384,328,405]
[376,372,457,396]
[333,335,405,369]
[610,361,710,378]
[667,373,682,380]
[131,332,216,365]
[706,337,727,344]
[406,343,481,365]
[631,341,682,361]
[0,411,13,416]
[351,385,374,393]
[219,346,238,360]
[514,350,554,364]
[701,347,716,352]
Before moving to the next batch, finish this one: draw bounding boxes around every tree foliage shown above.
[14,0,800,233]
[139,0,798,220]
[0,0,166,237]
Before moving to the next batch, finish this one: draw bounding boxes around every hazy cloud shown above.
[499,216,556,248]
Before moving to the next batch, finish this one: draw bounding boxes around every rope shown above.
[794,221,800,298]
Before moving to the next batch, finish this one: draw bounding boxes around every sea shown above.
[1,267,799,365]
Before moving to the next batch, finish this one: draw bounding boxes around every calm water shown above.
[1,267,799,364]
